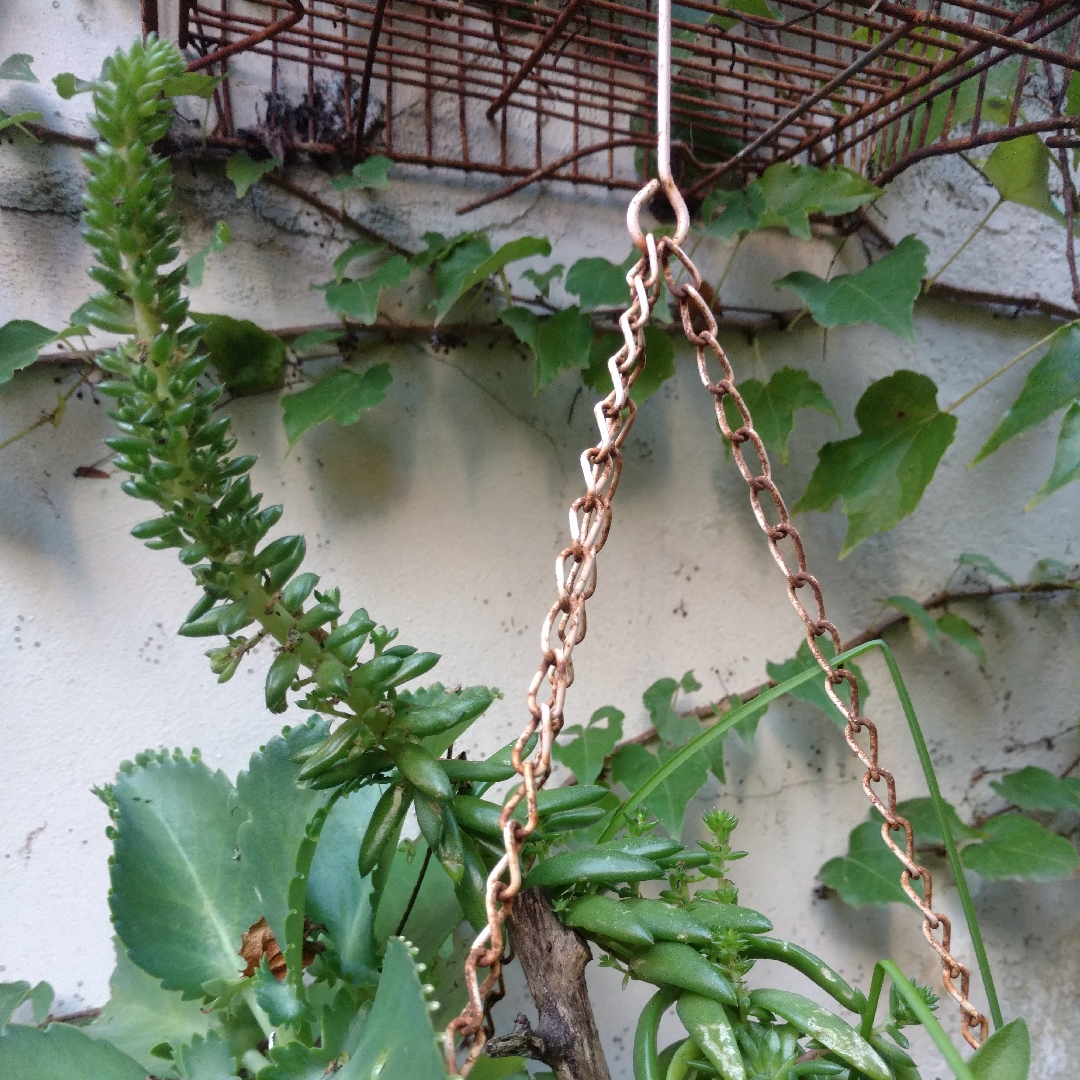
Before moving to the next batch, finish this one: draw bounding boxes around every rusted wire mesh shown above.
[166,0,1080,210]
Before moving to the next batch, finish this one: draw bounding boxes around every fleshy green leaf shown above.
[282,364,392,447]
[522,264,564,298]
[794,370,956,556]
[564,252,637,309]
[818,820,916,908]
[225,152,280,199]
[185,221,231,288]
[611,741,709,838]
[973,325,1080,465]
[935,613,986,664]
[982,135,1069,227]
[962,815,1079,881]
[162,73,222,101]
[193,312,284,395]
[968,1017,1030,1080]
[775,235,928,342]
[747,989,890,1080]
[956,552,1014,584]
[323,255,412,325]
[989,766,1080,812]
[551,706,624,785]
[0,320,59,383]
[85,942,211,1070]
[722,367,838,463]
[766,637,868,728]
[883,595,938,643]
[431,235,551,324]
[174,1030,239,1079]
[0,53,37,82]
[232,721,332,961]
[307,785,382,985]
[336,938,445,1080]
[53,72,94,99]
[330,155,393,191]
[333,240,386,283]
[501,305,594,391]
[109,754,260,997]
[373,841,462,966]
[1028,402,1080,508]
[0,1022,147,1079]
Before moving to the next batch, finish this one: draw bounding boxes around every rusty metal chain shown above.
[444,181,667,1076]
[657,235,989,1051]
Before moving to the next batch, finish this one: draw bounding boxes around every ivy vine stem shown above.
[944,321,1077,414]
[923,197,1004,294]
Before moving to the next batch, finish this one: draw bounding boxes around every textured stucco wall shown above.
[2,2,1079,1076]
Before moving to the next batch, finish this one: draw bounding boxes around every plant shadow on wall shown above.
[1,33,1080,1080]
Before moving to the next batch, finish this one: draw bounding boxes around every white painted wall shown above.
[2,2,1079,1076]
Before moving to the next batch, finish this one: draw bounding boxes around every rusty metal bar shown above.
[353,0,389,154]
[184,0,304,72]
[485,0,587,119]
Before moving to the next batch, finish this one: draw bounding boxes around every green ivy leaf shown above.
[564,252,638,310]
[162,73,222,101]
[501,305,594,391]
[0,320,59,383]
[935,612,986,665]
[281,364,392,447]
[306,785,382,986]
[972,325,1080,465]
[754,163,881,241]
[225,152,280,199]
[0,1022,147,1080]
[232,721,332,961]
[645,677,700,747]
[722,367,838,463]
[872,796,981,846]
[109,754,260,997]
[775,235,928,342]
[552,706,624,785]
[956,552,1014,584]
[332,240,386,283]
[431,235,551,324]
[373,841,463,966]
[989,766,1080,812]
[709,0,780,32]
[289,329,343,355]
[968,1017,1030,1080]
[724,692,769,747]
[336,939,445,1080]
[0,53,37,82]
[581,326,675,403]
[0,981,52,1027]
[1028,402,1080,508]
[323,255,412,324]
[882,595,938,643]
[818,821,917,908]
[794,370,956,557]
[1030,557,1075,585]
[766,637,869,728]
[982,135,1070,228]
[174,1030,239,1079]
[962,815,1079,881]
[185,222,231,288]
[85,942,211,1071]
[700,184,768,241]
[193,313,284,395]
[0,109,43,135]
[522,264,564,298]
[330,155,393,191]
[1068,71,1080,117]
[53,72,95,99]
[610,742,708,838]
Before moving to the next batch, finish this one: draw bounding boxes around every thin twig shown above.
[395,845,433,938]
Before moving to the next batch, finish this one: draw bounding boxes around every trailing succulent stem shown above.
[81,36,497,912]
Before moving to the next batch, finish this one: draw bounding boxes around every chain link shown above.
[444,176,988,1071]
[660,236,989,1051]
[444,182,666,1075]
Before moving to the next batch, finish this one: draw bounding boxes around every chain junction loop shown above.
[444,182,988,1075]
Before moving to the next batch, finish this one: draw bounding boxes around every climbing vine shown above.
[0,28,1076,1080]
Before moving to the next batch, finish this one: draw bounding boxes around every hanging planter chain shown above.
[444,0,990,1069]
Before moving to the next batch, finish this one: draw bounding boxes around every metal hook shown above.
[629,0,690,251]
